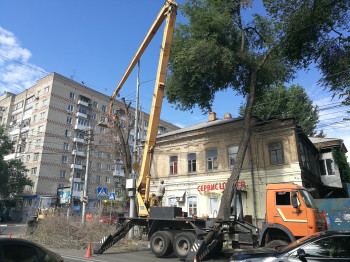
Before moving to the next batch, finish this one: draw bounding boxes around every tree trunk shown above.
[217,70,257,220]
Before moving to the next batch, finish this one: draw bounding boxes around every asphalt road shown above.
[58,249,231,262]
[0,223,26,237]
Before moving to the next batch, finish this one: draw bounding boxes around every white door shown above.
[209,197,219,218]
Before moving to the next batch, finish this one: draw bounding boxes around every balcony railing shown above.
[71,164,83,169]
[73,137,85,143]
[78,100,89,107]
[74,124,89,131]
[76,112,88,118]
[72,150,85,157]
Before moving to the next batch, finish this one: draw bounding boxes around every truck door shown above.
[273,190,308,237]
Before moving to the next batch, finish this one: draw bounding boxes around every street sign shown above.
[132,162,140,172]
[97,187,107,197]
[109,193,115,200]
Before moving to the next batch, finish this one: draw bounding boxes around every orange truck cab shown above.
[258,183,327,248]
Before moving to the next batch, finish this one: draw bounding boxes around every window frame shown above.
[169,155,178,175]
[206,149,218,171]
[269,141,284,165]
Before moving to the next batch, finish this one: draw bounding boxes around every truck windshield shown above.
[299,190,317,209]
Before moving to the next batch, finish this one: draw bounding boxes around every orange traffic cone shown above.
[84,243,93,258]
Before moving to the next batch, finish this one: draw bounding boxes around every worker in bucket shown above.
[155,180,165,207]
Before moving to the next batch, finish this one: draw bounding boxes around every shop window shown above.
[209,197,219,218]
[169,155,178,175]
[228,146,238,167]
[206,149,218,171]
[276,191,290,205]
[187,196,197,216]
[269,141,284,165]
[187,153,196,173]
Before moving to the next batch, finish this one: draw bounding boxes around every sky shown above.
[0,0,349,152]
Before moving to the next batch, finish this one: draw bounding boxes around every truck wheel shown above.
[173,232,196,260]
[266,240,289,250]
[150,231,174,257]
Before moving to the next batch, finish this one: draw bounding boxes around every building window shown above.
[96,175,100,183]
[33,153,39,161]
[97,151,103,157]
[228,146,238,167]
[40,112,45,119]
[128,135,134,143]
[26,154,30,162]
[187,153,196,173]
[207,149,218,171]
[168,197,177,207]
[100,127,105,134]
[91,114,96,120]
[106,177,110,183]
[42,99,47,107]
[100,116,105,122]
[65,130,71,137]
[70,92,75,99]
[44,86,49,94]
[35,139,41,148]
[67,117,72,124]
[62,156,68,163]
[106,164,111,171]
[102,105,106,112]
[60,170,66,178]
[31,167,37,175]
[187,196,197,216]
[269,141,284,165]
[93,102,98,108]
[144,120,148,127]
[97,163,102,170]
[33,115,37,123]
[63,142,69,150]
[169,155,178,175]
[68,105,74,112]
[38,125,43,133]
[319,159,335,175]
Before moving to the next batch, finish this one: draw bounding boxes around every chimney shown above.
[208,112,216,121]
[224,113,232,119]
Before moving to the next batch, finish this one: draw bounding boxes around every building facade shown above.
[0,73,179,220]
[149,114,330,226]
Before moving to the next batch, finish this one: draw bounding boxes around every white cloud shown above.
[0,26,47,94]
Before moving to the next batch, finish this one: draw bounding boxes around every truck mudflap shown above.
[93,219,134,254]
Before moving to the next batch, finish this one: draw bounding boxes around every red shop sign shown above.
[197,181,246,192]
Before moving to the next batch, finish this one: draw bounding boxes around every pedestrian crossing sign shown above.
[97,187,107,197]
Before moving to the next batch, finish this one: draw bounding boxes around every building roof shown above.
[308,137,342,144]
[309,136,347,152]
[157,117,243,138]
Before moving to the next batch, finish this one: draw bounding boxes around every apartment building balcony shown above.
[113,169,125,177]
[71,164,83,169]
[76,112,88,118]
[73,137,85,143]
[9,128,20,136]
[74,124,89,131]
[4,153,16,161]
[72,150,85,157]
[72,190,81,198]
[73,178,83,183]
[78,100,89,107]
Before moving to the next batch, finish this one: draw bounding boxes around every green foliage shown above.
[0,126,32,201]
[166,0,349,111]
[332,147,350,185]
[166,0,294,112]
[239,83,320,136]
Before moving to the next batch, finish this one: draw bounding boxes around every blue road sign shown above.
[109,193,115,200]
[97,187,107,197]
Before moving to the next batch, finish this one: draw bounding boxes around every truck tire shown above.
[150,231,174,257]
[173,232,196,260]
[266,240,289,250]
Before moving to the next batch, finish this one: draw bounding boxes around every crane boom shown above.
[107,0,177,216]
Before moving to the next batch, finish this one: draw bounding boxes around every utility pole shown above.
[82,127,93,224]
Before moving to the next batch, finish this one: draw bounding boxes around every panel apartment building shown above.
[0,73,179,219]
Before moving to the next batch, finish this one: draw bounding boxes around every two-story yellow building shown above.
[149,113,322,226]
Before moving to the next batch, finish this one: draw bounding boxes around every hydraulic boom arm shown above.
[107,0,177,216]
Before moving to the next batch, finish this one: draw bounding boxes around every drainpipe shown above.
[248,137,257,227]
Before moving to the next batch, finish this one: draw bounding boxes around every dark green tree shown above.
[332,148,350,185]
[239,83,320,136]
[166,0,349,219]
[0,126,32,201]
